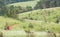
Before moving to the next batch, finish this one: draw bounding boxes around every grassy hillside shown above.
[0,16,21,30]
[0,7,60,32]
[18,7,60,32]
[7,0,41,8]
[7,1,37,8]
[18,7,60,22]
[0,16,60,32]
[1,0,60,37]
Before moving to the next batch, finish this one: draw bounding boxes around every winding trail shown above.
[24,19,57,24]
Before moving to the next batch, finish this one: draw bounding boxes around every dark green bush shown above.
[0,31,3,37]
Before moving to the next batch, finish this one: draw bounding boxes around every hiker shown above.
[4,25,11,30]
[4,22,17,30]
[4,22,11,30]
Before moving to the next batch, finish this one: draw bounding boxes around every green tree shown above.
[26,6,33,11]
[0,0,6,15]
[34,0,60,9]
[5,5,18,19]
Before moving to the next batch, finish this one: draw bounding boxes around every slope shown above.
[0,7,60,32]
[18,7,60,22]
[7,1,37,8]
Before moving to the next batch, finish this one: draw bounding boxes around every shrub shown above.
[0,31,3,37]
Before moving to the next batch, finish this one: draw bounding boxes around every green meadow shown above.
[0,0,60,37]
[0,7,60,32]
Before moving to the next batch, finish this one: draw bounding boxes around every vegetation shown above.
[5,0,34,4]
[7,1,37,8]
[0,0,33,18]
[18,7,60,23]
[34,0,60,9]
[0,31,3,37]
[0,7,60,32]
[0,0,60,37]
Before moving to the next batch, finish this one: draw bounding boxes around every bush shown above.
[26,6,33,11]
[0,31,3,37]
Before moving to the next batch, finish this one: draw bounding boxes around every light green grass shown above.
[0,7,60,32]
[7,1,37,8]
[18,7,60,22]
[17,7,60,32]
[0,16,23,30]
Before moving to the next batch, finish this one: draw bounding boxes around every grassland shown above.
[7,1,37,8]
[1,0,60,37]
[0,7,60,32]
[18,7,60,22]
[7,0,40,7]
[0,7,60,37]
[18,7,60,32]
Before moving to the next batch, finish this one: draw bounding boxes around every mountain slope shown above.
[18,7,60,22]
[7,1,37,8]
[0,7,60,32]
[6,0,34,4]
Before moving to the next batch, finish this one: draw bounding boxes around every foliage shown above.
[0,0,60,34]
[0,31,3,37]
[6,0,34,4]
[26,6,33,11]
[34,0,60,9]
[4,5,33,18]
[0,0,6,15]
[18,7,60,23]
[7,1,37,8]
[4,5,18,18]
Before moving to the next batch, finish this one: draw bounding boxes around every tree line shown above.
[34,0,60,9]
[4,5,33,18]
[5,0,34,4]
[0,0,33,19]
[0,0,60,19]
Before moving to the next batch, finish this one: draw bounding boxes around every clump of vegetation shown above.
[34,0,60,9]
[0,31,3,37]
[1,0,60,37]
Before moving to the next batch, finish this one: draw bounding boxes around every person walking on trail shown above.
[4,22,17,30]
[4,22,11,30]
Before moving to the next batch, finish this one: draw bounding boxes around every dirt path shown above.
[24,19,56,24]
